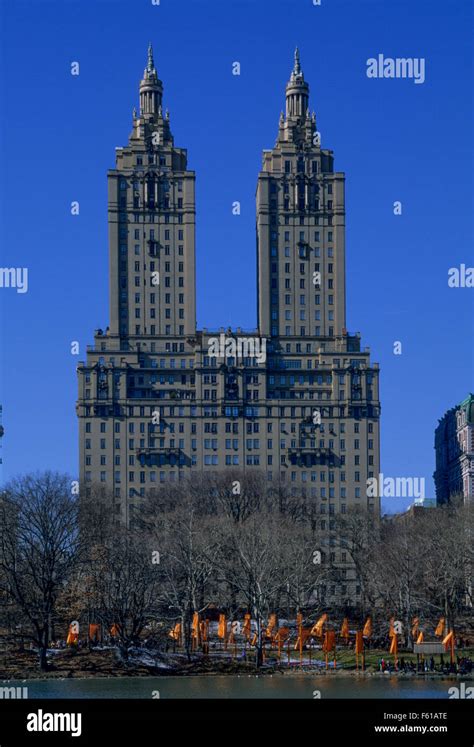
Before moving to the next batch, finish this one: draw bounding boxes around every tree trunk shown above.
[119,643,129,663]
[38,623,50,671]
[254,608,263,668]
[184,609,192,662]
[38,632,48,671]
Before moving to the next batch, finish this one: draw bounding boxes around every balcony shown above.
[137,446,182,458]
[288,446,338,467]
[136,446,190,468]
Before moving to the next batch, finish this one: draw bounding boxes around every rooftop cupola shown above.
[139,43,163,117]
[285,47,310,120]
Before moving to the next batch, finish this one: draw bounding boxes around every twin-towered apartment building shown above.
[76,46,381,535]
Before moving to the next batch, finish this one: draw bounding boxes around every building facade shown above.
[434,393,474,504]
[77,47,381,548]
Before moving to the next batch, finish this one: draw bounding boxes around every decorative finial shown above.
[165,108,170,120]
[147,42,154,72]
[133,107,137,120]
[294,46,301,75]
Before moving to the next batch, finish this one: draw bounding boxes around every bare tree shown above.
[420,498,473,632]
[202,470,267,523]
[143,483,219,660]
[215,510,286,666]
[0,472,79,670]
[279,516,335,619]
[85,528,160,661]
[335,506,379,614]
[372,514,428,646]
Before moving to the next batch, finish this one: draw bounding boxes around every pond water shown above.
[4,675,464,699]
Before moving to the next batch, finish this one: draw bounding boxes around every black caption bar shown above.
[0,699,472,744]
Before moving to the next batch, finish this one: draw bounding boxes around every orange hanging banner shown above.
[191,612,200,649]
[275,627,290,643]
[242,614,251,640]
[362,617,372,638]
[323,630,336,652]
[217,614,226,640]
[200,620,208,642]
[294,627,312,650]
[266,614,277,638]
[390,633,398,670]
[340,618,349,639]
[88,624,100,642]
[275,627,290,660]
[169,622,182,643]
[442,630,455,664]
[442,630,453,646]
[310,613,327,637]
[66,628,78,646]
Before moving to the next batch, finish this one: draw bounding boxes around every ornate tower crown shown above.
[285,47,310,120]
[139,43,163,116]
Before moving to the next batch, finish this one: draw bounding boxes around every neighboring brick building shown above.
[434,393,474,504]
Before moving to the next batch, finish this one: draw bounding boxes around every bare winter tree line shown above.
[0,471,472,670]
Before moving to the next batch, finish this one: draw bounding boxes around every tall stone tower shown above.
[109,44,196,340]
[257,48,345,340]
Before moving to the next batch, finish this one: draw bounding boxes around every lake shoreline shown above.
[3,672,469,683]
[2,647,471,683]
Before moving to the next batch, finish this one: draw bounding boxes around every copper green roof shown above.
[459,393,474,424]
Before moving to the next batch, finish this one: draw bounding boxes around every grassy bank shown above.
[1,645,472,681]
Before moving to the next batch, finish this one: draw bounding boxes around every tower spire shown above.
[294,46,301,76]
[147,42,155,73]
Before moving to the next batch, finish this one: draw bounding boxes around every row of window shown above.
[273,263,335,278]
[120,155,172,170]
[83,405,376,426]
[86,464,373,493]
[272,310,336,322]
[271,326,336,337]
[85,421,261,437]
[125,260,186,273]
[120,324,186,335]
[275,230,334,243]
[271,278,335,292]
[127,275,185,288]
[128,308,185,320]
[96,342,189,359]
[124,229,186,241]
[125,196,185,209]
[85,421,374,442]
[268,214,335,227]
[281,161,332,177]
[121,213,185,225]
[271,248,335,262]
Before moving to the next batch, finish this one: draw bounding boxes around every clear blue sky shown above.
[0,0,473,513]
